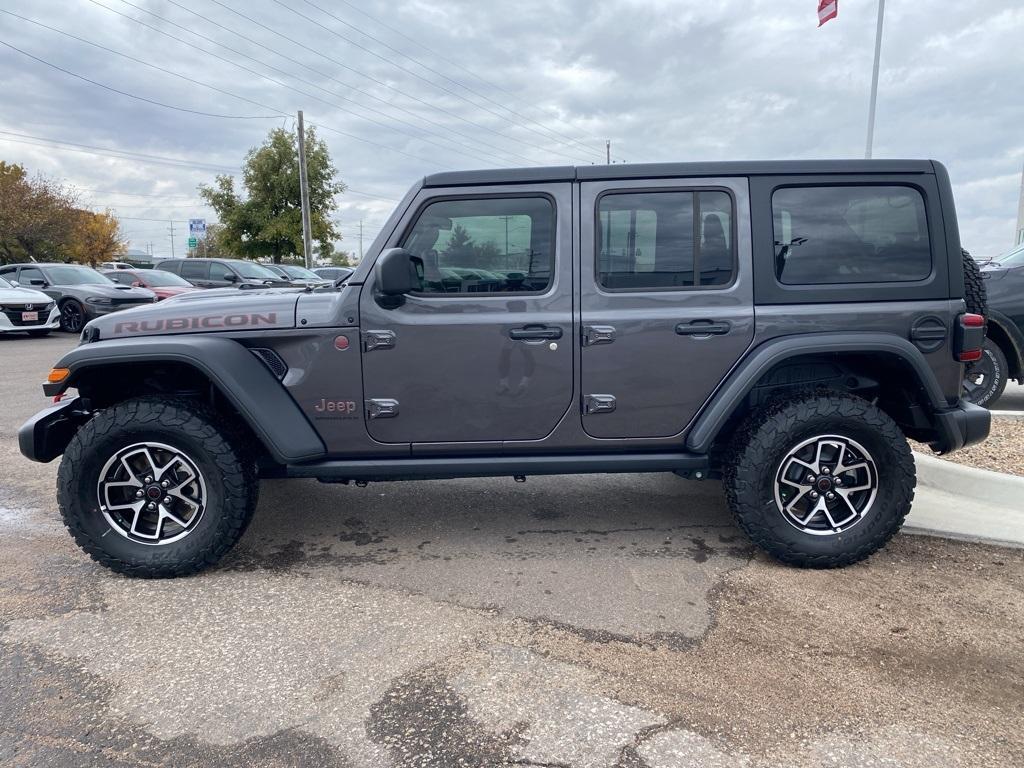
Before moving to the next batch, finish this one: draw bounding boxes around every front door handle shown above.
[509,325,563,341]
[675,320,731,337]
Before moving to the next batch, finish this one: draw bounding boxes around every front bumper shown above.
[0,307,60,333]
[18,397,89,463]
[932,400,991,454]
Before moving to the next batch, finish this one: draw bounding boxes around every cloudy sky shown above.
[0,0,1021,259]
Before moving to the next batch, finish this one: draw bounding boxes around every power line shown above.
[73,1,507,167]
[109,0,536,167]
[0,37,279,120]
[198,0,590,165]
[322,0,613,154]
[258,0,597,164]
[288,0,606,160]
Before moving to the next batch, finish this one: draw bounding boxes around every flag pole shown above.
[864,0,886,159]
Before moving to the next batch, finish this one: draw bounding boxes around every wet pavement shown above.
[2,333,1022,767]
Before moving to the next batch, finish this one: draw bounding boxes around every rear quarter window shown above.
[772,185,931,285]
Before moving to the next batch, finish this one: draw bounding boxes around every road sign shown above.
[188,237,198,249]
[188,218,206,238]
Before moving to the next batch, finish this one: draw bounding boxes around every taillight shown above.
[955,313,985,362]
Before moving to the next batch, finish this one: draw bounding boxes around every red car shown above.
[102,268,200,301]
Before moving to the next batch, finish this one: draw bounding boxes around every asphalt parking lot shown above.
[1,334,1022,767]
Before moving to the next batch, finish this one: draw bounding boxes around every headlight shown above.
[86,297,113,305]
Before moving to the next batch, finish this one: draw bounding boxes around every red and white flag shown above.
[818,0,838,26]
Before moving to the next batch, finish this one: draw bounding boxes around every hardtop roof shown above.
[423,159,938,188]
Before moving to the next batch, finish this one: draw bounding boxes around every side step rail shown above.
[274,452,709,483]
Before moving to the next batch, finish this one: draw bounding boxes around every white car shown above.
[0,274,60,336]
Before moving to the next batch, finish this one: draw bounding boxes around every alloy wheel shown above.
[96,442,207,545]
[773,434,878,536]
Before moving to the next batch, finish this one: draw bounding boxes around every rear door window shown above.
[180,261,209,281]
[772,185,931,284]
[597,190,735,290]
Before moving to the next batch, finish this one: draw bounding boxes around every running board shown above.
[275,452,709,482]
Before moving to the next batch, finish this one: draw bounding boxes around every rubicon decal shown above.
[113,313,278,334]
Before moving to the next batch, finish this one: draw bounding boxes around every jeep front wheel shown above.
[723,392,915,568]
[57,397,258,577]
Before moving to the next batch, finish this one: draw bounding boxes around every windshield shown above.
[46,266,114,285]
[232,261,280,280]
[139,270,191,287]
[280,265,320,279]
[0,276,12,289]
[994,244,1024,267]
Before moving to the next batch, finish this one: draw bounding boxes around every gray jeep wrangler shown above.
[20,160,990,577]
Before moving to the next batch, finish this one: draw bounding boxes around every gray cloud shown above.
[0,0,1020,257]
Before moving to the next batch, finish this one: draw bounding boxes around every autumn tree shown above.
[0,161,77,263]
[199,127,344,263]
[66,209,127,267]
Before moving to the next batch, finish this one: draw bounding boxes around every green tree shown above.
[199,127,344,264]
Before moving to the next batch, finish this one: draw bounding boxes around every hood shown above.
[61,283,155,299]
[83,287,301,340]
[0,285,53,305]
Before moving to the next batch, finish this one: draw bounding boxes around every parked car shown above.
[264,263,332,288]
[313,266,354,283]
[965,242,1024,406]
[0,273,60,337]
[156,258,292,289]
[102,268,200,301]
[0,263,155,333]
[100,261,134,270]
[20,159,989,577]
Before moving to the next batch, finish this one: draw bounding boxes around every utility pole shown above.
[606,140,611,164]
[297,110,314,268]
[864,0,886,159]
[168,221,175,258]
[358,219,364,263]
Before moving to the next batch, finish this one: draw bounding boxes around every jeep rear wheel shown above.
[57,397,258,577]
[723,392,915,568]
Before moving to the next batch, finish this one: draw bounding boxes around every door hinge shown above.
[365,398,400,419]
[583,394,617,415]
[362,329,396,352]
[582,325,616,346]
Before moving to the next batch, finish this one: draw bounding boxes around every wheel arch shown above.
[985,310,1024,381]
[46,336,325,464]
[686,333,953,454]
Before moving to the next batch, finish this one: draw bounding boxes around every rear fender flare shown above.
[685,332,950,453]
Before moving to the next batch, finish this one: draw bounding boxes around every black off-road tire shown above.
[963,338,1008,408]
[57,397,258,577]
[961,248,987,317]
[723,391,915,568]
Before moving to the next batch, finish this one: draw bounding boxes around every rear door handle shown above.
[509,325,563,341]
[675,320,731,336]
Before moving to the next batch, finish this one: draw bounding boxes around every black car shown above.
[969,243,1024,406]
[313,266,354,283]
[156,258,292,289]
[264,263,332,288]
[0,263,155,333]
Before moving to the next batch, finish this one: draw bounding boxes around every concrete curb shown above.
[989,410,1024,421]
[906,451,1024,547]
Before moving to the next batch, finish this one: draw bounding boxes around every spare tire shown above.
[961,248,987,317]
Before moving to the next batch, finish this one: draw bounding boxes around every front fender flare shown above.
[685,332,953,454]
[45,336,326,464]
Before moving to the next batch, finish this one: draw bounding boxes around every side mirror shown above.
[131,280,143,288]
[224,273,238,282]
[29,278,47,287]
[8,280,19,287]
[376,248,421,296]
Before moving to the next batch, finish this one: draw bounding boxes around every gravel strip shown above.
[912,417,1024,477]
